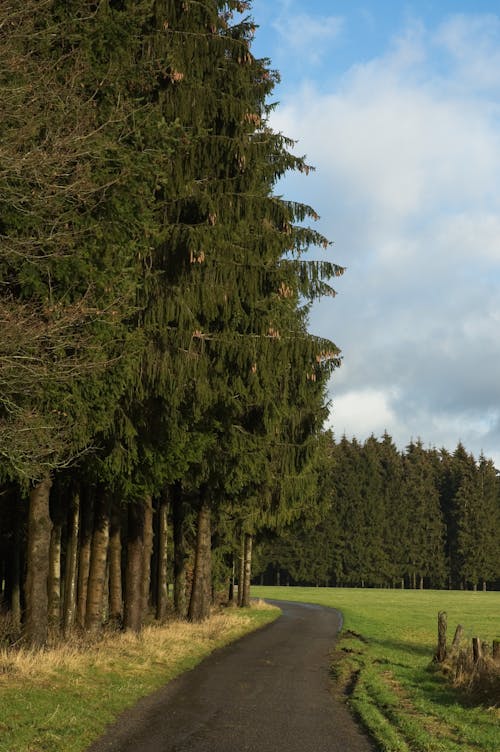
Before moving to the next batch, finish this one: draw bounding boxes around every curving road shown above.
[87,600,374,752]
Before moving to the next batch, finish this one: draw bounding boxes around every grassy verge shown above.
[253,586,500,752]
[0,601,279,752]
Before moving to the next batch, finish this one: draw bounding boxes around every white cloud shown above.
[434,14,500,91]
[272,11,343,65]
[272,59,500,230]
[272,13,500,465]
[327,388,397,439]
[432,212,500,265]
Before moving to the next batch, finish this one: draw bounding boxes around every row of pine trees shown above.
[0,0,341,645]
[256,435,500,591]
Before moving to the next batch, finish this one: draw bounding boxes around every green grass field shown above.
[252,586,500,752]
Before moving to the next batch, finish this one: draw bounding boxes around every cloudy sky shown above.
[249,0,500,466]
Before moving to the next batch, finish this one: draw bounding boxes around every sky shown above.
[247,0,500,466]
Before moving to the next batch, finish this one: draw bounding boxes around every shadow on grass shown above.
[349,634,432,659]
[368,637,432,660]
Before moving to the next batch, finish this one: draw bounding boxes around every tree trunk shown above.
[241,533,253,608]
[124,500,144,633]
[108,499,123,623]
[237,537,245,607]
[156,494,169,621]
[24,476,52,647]
[9,499,23,633]
[48,494,63,628]
[188,500,211,622]
[172,484,187,618]
[228,554,235,605]
[63,492,80,635]
[85,490,111,633]
[77,489,94,628]
[141,494,153,619]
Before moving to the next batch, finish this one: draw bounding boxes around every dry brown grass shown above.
[250,598,277,610]
[0,601,280,752]
[440,640,500,708]
[0,605,265,685]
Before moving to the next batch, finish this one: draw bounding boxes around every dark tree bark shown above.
[141,494,153,619]
[24,476,52,647]
[63,491,80,635]
[48,491,63,628]
[85,490,111,633]
[124,500,144,633]
[9,498,23,632]
[237,536,245,607]
[77,488,94,628]
[108,498,123,623]
[228,553,235,606]
[156,493,169,621]
[241,533,253,608]
[172,483,187,618]
[188,500,212,622]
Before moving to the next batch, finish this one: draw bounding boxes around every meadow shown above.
[252,586,500,752]
[0,604,278,752]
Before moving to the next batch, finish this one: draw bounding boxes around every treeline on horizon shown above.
[255,434,500,592]
[0,0,342,646]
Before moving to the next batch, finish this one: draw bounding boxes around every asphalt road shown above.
[87,600,375,752]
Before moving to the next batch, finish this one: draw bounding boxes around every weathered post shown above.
[435,611,447,663]
[450,624,464,656]
[472,637,482,664]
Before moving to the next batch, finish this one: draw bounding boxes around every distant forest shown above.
[255,434,500,591]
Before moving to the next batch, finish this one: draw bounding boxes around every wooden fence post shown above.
[435,611,447,662]
[450,624,463,655]
[472,637,482,664]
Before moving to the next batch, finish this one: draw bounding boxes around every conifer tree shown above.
[456,454,499,590]
[134,0,342,618]
[1,0,343,637]
[378,432,406,587]
[440,443,478,588]
[401,441,446,588]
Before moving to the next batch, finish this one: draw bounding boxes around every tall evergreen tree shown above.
[456,454,500,590]
[396,441,446,588]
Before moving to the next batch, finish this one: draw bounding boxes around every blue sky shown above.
[248,1,500,465]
